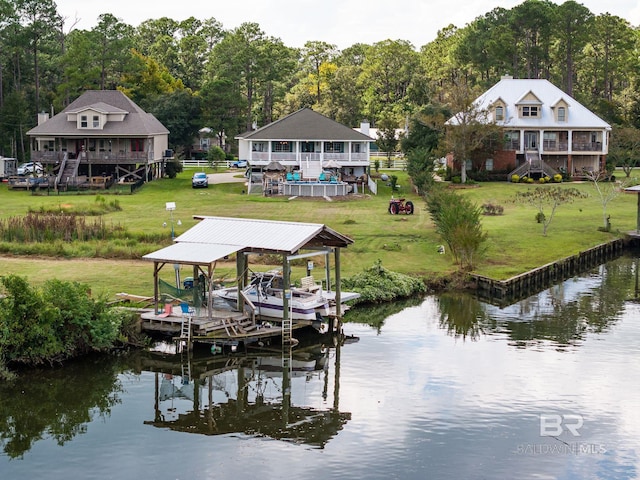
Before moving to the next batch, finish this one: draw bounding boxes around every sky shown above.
[54,0,640,50]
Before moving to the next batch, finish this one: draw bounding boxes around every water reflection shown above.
[1,255,639,479]
[0,355,125,459]
[437,256,638,347]
[139,342,351,447]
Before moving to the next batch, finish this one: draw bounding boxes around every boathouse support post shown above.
[325,251,331,292]
[153,262,160,313]
[334,247,342,332]
[236,252,246,313]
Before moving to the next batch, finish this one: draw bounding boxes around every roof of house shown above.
[237,108,373,142]
[143,216,354,265]
[27,90,169,137]
[449,77,611,130]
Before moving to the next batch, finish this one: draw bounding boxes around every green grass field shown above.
[0,167,638,298]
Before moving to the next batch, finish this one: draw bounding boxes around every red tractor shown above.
[388,197,414,215]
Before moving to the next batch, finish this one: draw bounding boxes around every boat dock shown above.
[137,216,358,353]
[139,304,309,350]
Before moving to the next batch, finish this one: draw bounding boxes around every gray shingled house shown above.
[236,108,373,185]
[26,90,170,189]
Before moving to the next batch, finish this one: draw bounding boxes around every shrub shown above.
[511,174,520,183]
[452,176,462,184]
[341,260,426,304]
[426,186,487,270]
[539,177,546,184]
[0,275,130,366]
[165,159,183,178]
[526,177,534,183]
[482,203,504,215]
[553,174,563,183]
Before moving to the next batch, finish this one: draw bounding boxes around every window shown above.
[80,115,88,128]
[301,142,315,153]
[557,107,566,122]
[495,106,504,121]
[272,141,292,152]
[92,115,100,128]
[324,142,344,153]
[352,143,361,153]
[522,106,539,117]
[251,142,266,152]
[486,159,494,171]
[465,159,472,171]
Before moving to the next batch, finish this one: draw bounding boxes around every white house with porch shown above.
[447,75,611,180]
[236,108,372,182]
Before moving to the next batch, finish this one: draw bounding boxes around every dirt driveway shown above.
[207,171,247,184]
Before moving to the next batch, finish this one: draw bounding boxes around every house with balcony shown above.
[236,108,372,184]
[447,76,611,180]
[26,90,169,189]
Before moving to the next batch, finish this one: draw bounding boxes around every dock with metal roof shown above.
[140,216,356,351]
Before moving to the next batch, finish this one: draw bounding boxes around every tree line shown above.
[0,0,639,162]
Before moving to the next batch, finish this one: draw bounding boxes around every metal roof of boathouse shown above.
[143,216,353,265]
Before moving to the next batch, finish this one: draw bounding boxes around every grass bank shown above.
[0,168,637,298]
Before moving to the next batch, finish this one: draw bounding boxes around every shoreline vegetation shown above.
[1,168,638,373]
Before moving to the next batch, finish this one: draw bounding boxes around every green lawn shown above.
[0,168,638,298]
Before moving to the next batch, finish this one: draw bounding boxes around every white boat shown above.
[214,271,331,322]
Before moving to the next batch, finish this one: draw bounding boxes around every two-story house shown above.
[236,108,372,182]
[26,90,169,188]
[448,76,611,180]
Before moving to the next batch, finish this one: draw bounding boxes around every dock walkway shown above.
[139,307,306,348]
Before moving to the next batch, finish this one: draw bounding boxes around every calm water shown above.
[2,256,640,480]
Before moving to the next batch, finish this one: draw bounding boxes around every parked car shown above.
[17,162,43,176]
[231,159,247,168]
[191,172,209,188]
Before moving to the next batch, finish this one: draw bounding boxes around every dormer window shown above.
[557,107,566,122]
[495,106,504,121]
[80,115,88,128]
[521,106,539,117]
[92,115,100,128]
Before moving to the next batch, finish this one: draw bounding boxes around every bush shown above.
[553,174,563,183]
[165,159,183,178]
[0,275,131,366]
[511,174,520,183]
[526,177,534,183]
[539,177,546,184]
[452,176,462,184]
[341,260,426,304]
[482,203,504,215]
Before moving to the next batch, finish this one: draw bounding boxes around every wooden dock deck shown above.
[139,306,307,348]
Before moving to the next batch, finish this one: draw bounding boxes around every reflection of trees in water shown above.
[0,355,125,458]
[438,293,491,342]
[343,296,424,332]
[438,256,637,347]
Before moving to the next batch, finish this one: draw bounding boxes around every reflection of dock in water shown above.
[140,338,353,447]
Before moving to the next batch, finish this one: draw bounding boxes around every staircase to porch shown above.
[508,151,559,181]
[56,154,80,188]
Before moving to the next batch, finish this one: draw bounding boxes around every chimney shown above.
[501,74,513,80]
[37,112,49,125]
[360,120,370,137]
